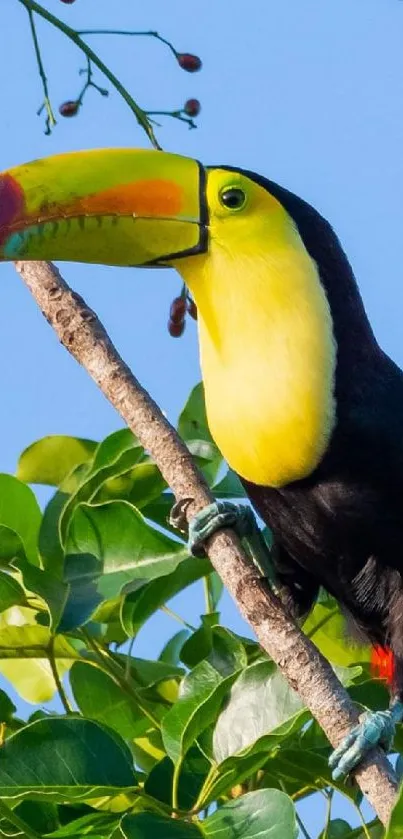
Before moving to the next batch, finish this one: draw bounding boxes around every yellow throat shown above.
[176,169,337,488]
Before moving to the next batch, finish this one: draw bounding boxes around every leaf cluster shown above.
[0,384,400,838]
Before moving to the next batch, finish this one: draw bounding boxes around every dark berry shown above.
[177,53,202,72]
[59,100,80,117]
[60,0,77,3]
[168,318,185,337]
[169,296,187,323]
[187,299,198,320]
[184,98,201,117]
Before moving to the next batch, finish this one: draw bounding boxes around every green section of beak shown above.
[0,148,206,266]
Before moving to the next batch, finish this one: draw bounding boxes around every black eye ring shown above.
[219,186,247,211]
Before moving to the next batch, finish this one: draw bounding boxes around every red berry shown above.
[169,296,187,323]
[184,98,201,117]
[59,100,80,117]
[168,318,185,337]
[187,299,198,320]
[177,53,202,73]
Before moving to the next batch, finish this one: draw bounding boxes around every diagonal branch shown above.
[14,259,397,825]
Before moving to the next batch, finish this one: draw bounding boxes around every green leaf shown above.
[121,812,201,838]
[303,598,370,667]
[66,501,188,596]
[0,475,42,565]
[15,558,69,631]
[213,469,246,498]
[92,429,142,472]
[58,553,104,633]
[161,660,240,765]
[121,557,210,637]
[159,630,190,666]
[17,436,97,487]
[0,618,79,702]
[203,789,297,839]
[213,661,305,762]
[121,789,296,839]
[45,811,118,837]
[39,491,69,576]
[0,688,16,722]
[14,800,60,835]
[318,820,353,838]
[0,571,25,612]
[141,493,177,536]
[178,382,214,444]
[70,661,154,741]
[207,572,224,610]
[192,662,309,804]
[0,716,137,801]
[345,820,383,838]
[59,430,145,544]
[94,463,166,509]
[180,623,247,676]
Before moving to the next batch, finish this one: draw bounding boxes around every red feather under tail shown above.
[371,646,395,685]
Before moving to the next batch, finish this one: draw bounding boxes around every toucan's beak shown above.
[0,148,207,266]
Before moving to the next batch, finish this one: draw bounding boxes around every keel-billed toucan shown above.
[1,147,402,779]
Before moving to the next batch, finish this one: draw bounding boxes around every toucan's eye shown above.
[219,187,247,211]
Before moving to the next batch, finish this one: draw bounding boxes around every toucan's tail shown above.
[371,646,395,684]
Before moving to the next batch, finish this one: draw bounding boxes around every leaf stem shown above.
[203,577,213,614]
[172,759,182,811]
[352,800,372,839]
[47,638,74,713]
[323,788,333,838]
[0,800,42,839]
[17,0,161,149]
[26,5,56,134]
[160,604,195,630]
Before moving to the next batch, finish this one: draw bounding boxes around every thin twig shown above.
[77,28,179,59]
[47,637,74,713]
[17,0,161,148]
[146,110,197,129]
[13,259,398,825]
[26,6,56,134]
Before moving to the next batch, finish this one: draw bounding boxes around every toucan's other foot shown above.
[186,501,256,557]
[328,705,402,780]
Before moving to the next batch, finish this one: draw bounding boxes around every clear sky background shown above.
[2,0,403,834]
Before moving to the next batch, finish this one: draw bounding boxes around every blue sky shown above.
[2,0,403,833]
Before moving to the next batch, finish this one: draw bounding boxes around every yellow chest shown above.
[180,244,337,488]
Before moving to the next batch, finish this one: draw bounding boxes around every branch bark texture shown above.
[14,260,397,825]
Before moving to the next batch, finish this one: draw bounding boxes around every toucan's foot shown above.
[186,501,256,557]
[169,499,273,578]
[328,702,403,780]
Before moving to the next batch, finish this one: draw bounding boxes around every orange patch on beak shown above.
[69,179,184,219]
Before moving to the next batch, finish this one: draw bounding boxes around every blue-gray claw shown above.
[187,501,255,557]
[329,708,399,781]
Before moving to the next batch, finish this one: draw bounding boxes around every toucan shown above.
[1,147,403,779]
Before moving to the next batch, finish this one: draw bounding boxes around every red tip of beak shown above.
[371,645,395,684]
[0,174,25,246]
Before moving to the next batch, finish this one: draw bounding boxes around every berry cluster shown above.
[168,292,197,338]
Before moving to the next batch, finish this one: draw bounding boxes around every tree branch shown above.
[14,259,398,825]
